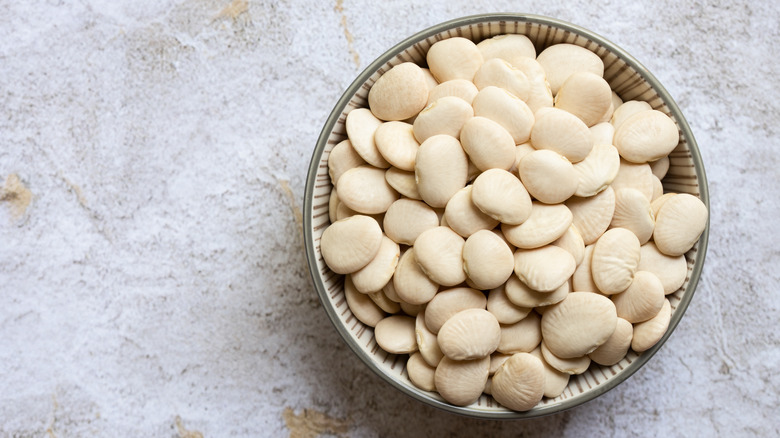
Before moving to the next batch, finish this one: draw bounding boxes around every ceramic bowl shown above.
[303,13,709,419]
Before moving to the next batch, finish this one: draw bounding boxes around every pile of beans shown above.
[320,34,708,412]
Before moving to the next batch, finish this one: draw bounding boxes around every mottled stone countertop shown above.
[1,1,778,436]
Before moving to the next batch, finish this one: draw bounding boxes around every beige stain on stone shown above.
[282,407,349,438]
[175,415,204,438]
[279,178,304,244]
[1,174,32,220]
[60,173,88,208]
[333,0,360,69]
[45,392,59,438]
[216,0,248,19]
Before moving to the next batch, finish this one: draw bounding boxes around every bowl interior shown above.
[304,13,709,419]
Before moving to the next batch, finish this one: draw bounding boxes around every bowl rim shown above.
[303,12,710,419]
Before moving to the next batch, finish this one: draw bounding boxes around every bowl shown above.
[303,13,709,419]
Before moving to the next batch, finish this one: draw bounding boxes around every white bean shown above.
[491,352,545,412]
[554,71,612,127]
[462,229,515,290]
[501,202,572,249]
[653,193,709,256]
[530,107,594,163]
[434,356,490,407]
[414,134,469,208]
[413,226,467,287]
[345,108,390,168]
[426,37,484,82]
[472,86,535,144]
[375,121,420,171]
[471,168,533,225]
[368,62,430,121]
[513,245,576,293]
[536,43,604,96]
[541,291,617,358]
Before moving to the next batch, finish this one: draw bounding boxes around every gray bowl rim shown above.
[303,12,710,420]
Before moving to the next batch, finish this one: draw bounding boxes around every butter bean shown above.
[369,62,430,121]
[471,168,532,225]
[424,286,487,334]
[463,229,515,290]
[501,202,572,249]
[473,58,530,101]
[554,72,612,127]
[540,341,591,375]
[614,110,679,163]
[610,188,655,244]
[434,356,490,407]
[351,235,400,293]
[375,315,418,354]
[414,134,469,208]
[491,352,545,412]
[321,215,383,274]
[413,226,467,287]
[344,275,385,327]
[383,198,439,245]
[384,167,421,200]
[541,291,617,358]
[413,96,474,143]
[517,149,578,204]
[438,308,501,360]
[536,43,604,96]
[653,193,709,256]
[497,311,542,354]
[551,225,586,267]
[610,100,652,131]
[589,122,615,146]
[443,186,500,238]
[638,241,688,295]
[591,228,641,295]
[460,116,516,172]
[375,121,420,171]
[472,86,535,144]
[529,347,571,398]
[368,289,401,314]
[631,299,671,352]
[566,186,616,245]
[650,155,670,180]
[415,308,444,367]
[392,248,439,305]
[611,271,665,323]
[611,159,655,201]
[513,245,576,293]
[504,273,569,308]
[530,107,594,163]
[487,284,532,324]
[511,57,554,113]
[476,34,536,66]
[407,352,437,392]
[337,165,398,214]
[427,79,479,106]
[328,186,339,224]
[345,108,390,168]
[571,244,599,292]
[589,317,633,366]
[510,142,536,174]
[328,139,366,184]
[426,37,484,82]
[572,143,620,197]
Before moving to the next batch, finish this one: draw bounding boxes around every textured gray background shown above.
[1,0,778,437]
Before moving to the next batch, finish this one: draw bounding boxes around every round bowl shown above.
[303,13,709,419]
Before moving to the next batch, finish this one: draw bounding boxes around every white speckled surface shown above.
[0,1,778,436]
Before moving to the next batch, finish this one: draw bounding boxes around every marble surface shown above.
[1,1,778,436]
